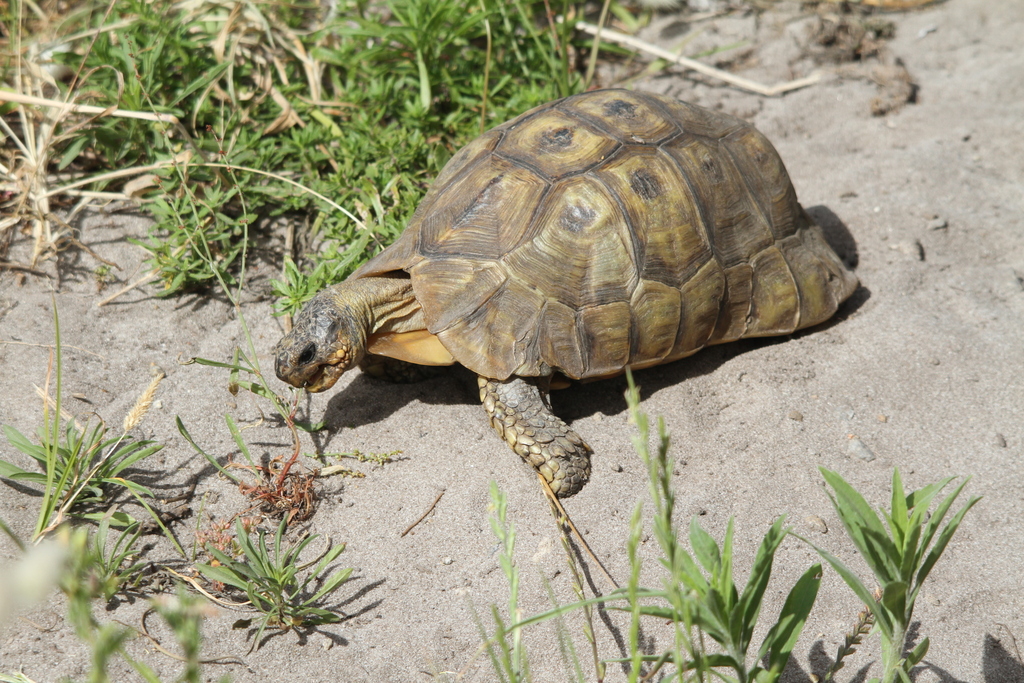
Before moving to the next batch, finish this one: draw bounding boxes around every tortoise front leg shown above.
[478,375,592,497]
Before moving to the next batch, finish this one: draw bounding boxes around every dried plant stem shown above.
[573,20,821,96]
[583,0,613,90]
[33,383,81,429]
[552,498,604,680]
[0,261,51,277]
[400,489,446,537]
[0,91,180,123]
[538,474,619,590]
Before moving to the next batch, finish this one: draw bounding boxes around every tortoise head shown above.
[275,291,366,393]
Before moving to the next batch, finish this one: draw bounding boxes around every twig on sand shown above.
[95,269,161,306]
[574,20,820,97]
[401,488,446,537]
[0,261,51,278]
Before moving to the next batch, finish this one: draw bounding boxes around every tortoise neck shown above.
[334,276,423,337]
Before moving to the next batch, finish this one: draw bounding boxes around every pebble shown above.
[848,437,876,462]
[788,410,804,422]
[804,515,828,534]
[993,432,1007,448]
[890,240,925,260]
[611,463,623,472]
[442,556,453,565]
[927,217,948,231]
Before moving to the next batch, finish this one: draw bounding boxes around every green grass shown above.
[2,0,586,309]
[0,302,165,540]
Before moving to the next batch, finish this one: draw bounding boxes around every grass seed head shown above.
[123,369,164,433]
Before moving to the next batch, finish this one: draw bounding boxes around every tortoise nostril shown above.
[297,343,317,366]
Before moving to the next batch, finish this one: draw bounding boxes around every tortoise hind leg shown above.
[478,375,592,497]
[360,355,448,383]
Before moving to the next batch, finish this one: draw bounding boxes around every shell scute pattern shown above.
[416,154,546,261]
[495,108,619,179]
[662,135,776,267]
[351,89,858,381]
[503,176,638,311]
[557,89,678,144]
[592,147,711,289]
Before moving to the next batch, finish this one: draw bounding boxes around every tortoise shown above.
[274,89,858,498]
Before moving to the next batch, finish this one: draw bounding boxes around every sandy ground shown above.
[1,0,1022,681]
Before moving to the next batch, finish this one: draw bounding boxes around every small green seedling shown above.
[806,468,980,683]
[72,512,149,602]
[196,518,352,649]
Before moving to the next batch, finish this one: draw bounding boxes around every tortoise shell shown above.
[352,89,858,381]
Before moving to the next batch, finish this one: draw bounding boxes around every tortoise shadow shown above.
[319,206,865,432]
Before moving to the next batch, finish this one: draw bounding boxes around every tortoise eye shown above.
[297,343,317,366]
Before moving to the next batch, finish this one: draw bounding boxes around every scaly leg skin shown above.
[478,375,592,498]
[359,355,448,383]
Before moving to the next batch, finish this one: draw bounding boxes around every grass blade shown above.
[797,534,892,639]
[757,563,822,677]
[176,416,240,483]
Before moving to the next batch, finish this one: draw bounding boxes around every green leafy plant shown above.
[71,512,148,602]
[195,517,352,648]
[805,468,980,683]
[1,525,214,683]
[608,371,821,682]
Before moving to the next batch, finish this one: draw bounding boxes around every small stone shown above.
[788,410,804,422]
[930,358,940,365]
[611,463,623,472]
[848,437,876,462]
[994,432,1007,448]
[321,636,334,650]
[877,414,888,423]
[890,240,925,260]
[927,217,948,230]
[804,515,828,534]
[442,556,453,565]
